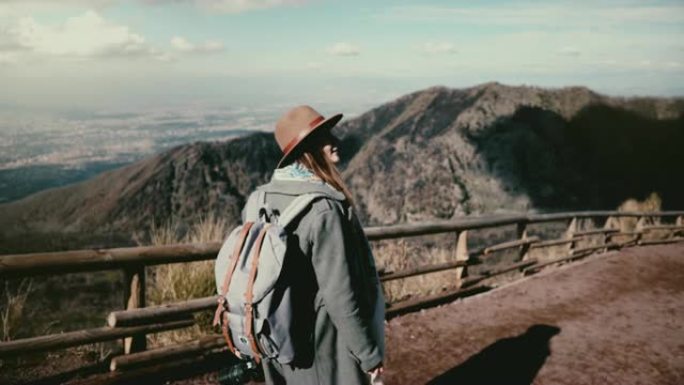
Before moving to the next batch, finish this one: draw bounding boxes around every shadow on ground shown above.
[426,324,561,385]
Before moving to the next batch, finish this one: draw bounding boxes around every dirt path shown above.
[386,243,684,385]
[176,243,683,385]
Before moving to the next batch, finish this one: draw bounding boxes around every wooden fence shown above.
[1,210,683,384]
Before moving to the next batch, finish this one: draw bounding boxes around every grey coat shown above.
[242,179,385,385]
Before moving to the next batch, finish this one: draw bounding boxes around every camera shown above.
[218,358,264,385]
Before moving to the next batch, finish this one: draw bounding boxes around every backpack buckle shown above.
[258,205,280,223]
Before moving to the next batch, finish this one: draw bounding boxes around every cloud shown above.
[0,25,31,52]
[382,3,684,27]
[326,42,360,57]
[558,46,581,57]
[305,61,322,69]
[0,52,19,66]
[3,10,169,61]
[0,0,112,5]
[170,36,224,53]
[421,42,457,55]
[0,0,307,16]
[0,0,114,17]
[144,0,308,13]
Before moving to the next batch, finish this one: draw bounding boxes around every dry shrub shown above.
[616,192,662,232]
[372,237,458,304]
[1,279,34,341]
[570,217,606,249]
[136,213,228,347]
[147,218,182,246]
[619,192,662,212]
[528,243,570,264]
[185,213,230,244]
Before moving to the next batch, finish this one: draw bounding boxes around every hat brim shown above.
[276,113,343,169]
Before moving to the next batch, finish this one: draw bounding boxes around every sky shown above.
[0,0,682,203]
[0,0,683,113]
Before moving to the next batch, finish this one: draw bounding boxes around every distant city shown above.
[0,105,279,203]
[0,101,374,204]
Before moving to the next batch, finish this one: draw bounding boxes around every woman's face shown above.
[315,130,341,164]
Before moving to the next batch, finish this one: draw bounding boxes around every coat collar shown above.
[257,179,347,201]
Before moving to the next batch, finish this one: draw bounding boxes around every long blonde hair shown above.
[296,145,355,206]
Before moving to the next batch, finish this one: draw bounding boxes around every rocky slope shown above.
[0,133,281,245]
[338,83,684,225]
[1,82,682,251]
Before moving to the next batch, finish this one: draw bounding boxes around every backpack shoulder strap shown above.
[277,192,329,228]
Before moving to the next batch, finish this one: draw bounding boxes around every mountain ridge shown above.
[1,82,682,252]
[337,82,683,224]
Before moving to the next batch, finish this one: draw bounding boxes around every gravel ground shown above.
[386,243,684,385]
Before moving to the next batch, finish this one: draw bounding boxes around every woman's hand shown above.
[368,363,384,384]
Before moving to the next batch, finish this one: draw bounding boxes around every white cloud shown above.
[0,0,114,17]
[558,46,581,57]
[421,42,457,55]
[0,0,112,5]
[305,61,322,69]
[0,0,307,16]
[383,3,684,26]
[0,52,19,66]
[326,42,360,57]
[0,25,31,52]
[2,10,169,61]
[145,0,307,13]
[170,36,224,53]
[170,36,194,51]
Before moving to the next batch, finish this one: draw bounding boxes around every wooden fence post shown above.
[517,221,530,261]
[123,265,147,354]
[455,230,469,288]
[676,216,684,238]
[566,217,577,255]
[635,216,647,230]
[635,216,646,245]
[603,216,617,252]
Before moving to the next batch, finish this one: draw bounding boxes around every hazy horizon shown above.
[1,0,683,113]
[1,0,683,203]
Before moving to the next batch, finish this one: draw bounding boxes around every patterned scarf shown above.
[272,161,330,186]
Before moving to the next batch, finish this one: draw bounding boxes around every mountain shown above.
[1,82,683,252]
[0,134,281,251]
[337,83,684,224]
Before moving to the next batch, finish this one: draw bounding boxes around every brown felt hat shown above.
[274,105,343,168]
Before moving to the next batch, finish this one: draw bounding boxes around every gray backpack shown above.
[213,190,326,364]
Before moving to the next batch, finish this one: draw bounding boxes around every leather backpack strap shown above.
[213,221,255,354]
[244,223,271,364]
[221,222,255,296]
[221,312,234,355]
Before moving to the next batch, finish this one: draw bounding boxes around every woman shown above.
[248,105,385,385]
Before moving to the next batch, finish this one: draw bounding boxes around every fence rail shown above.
[1,210,683,384]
